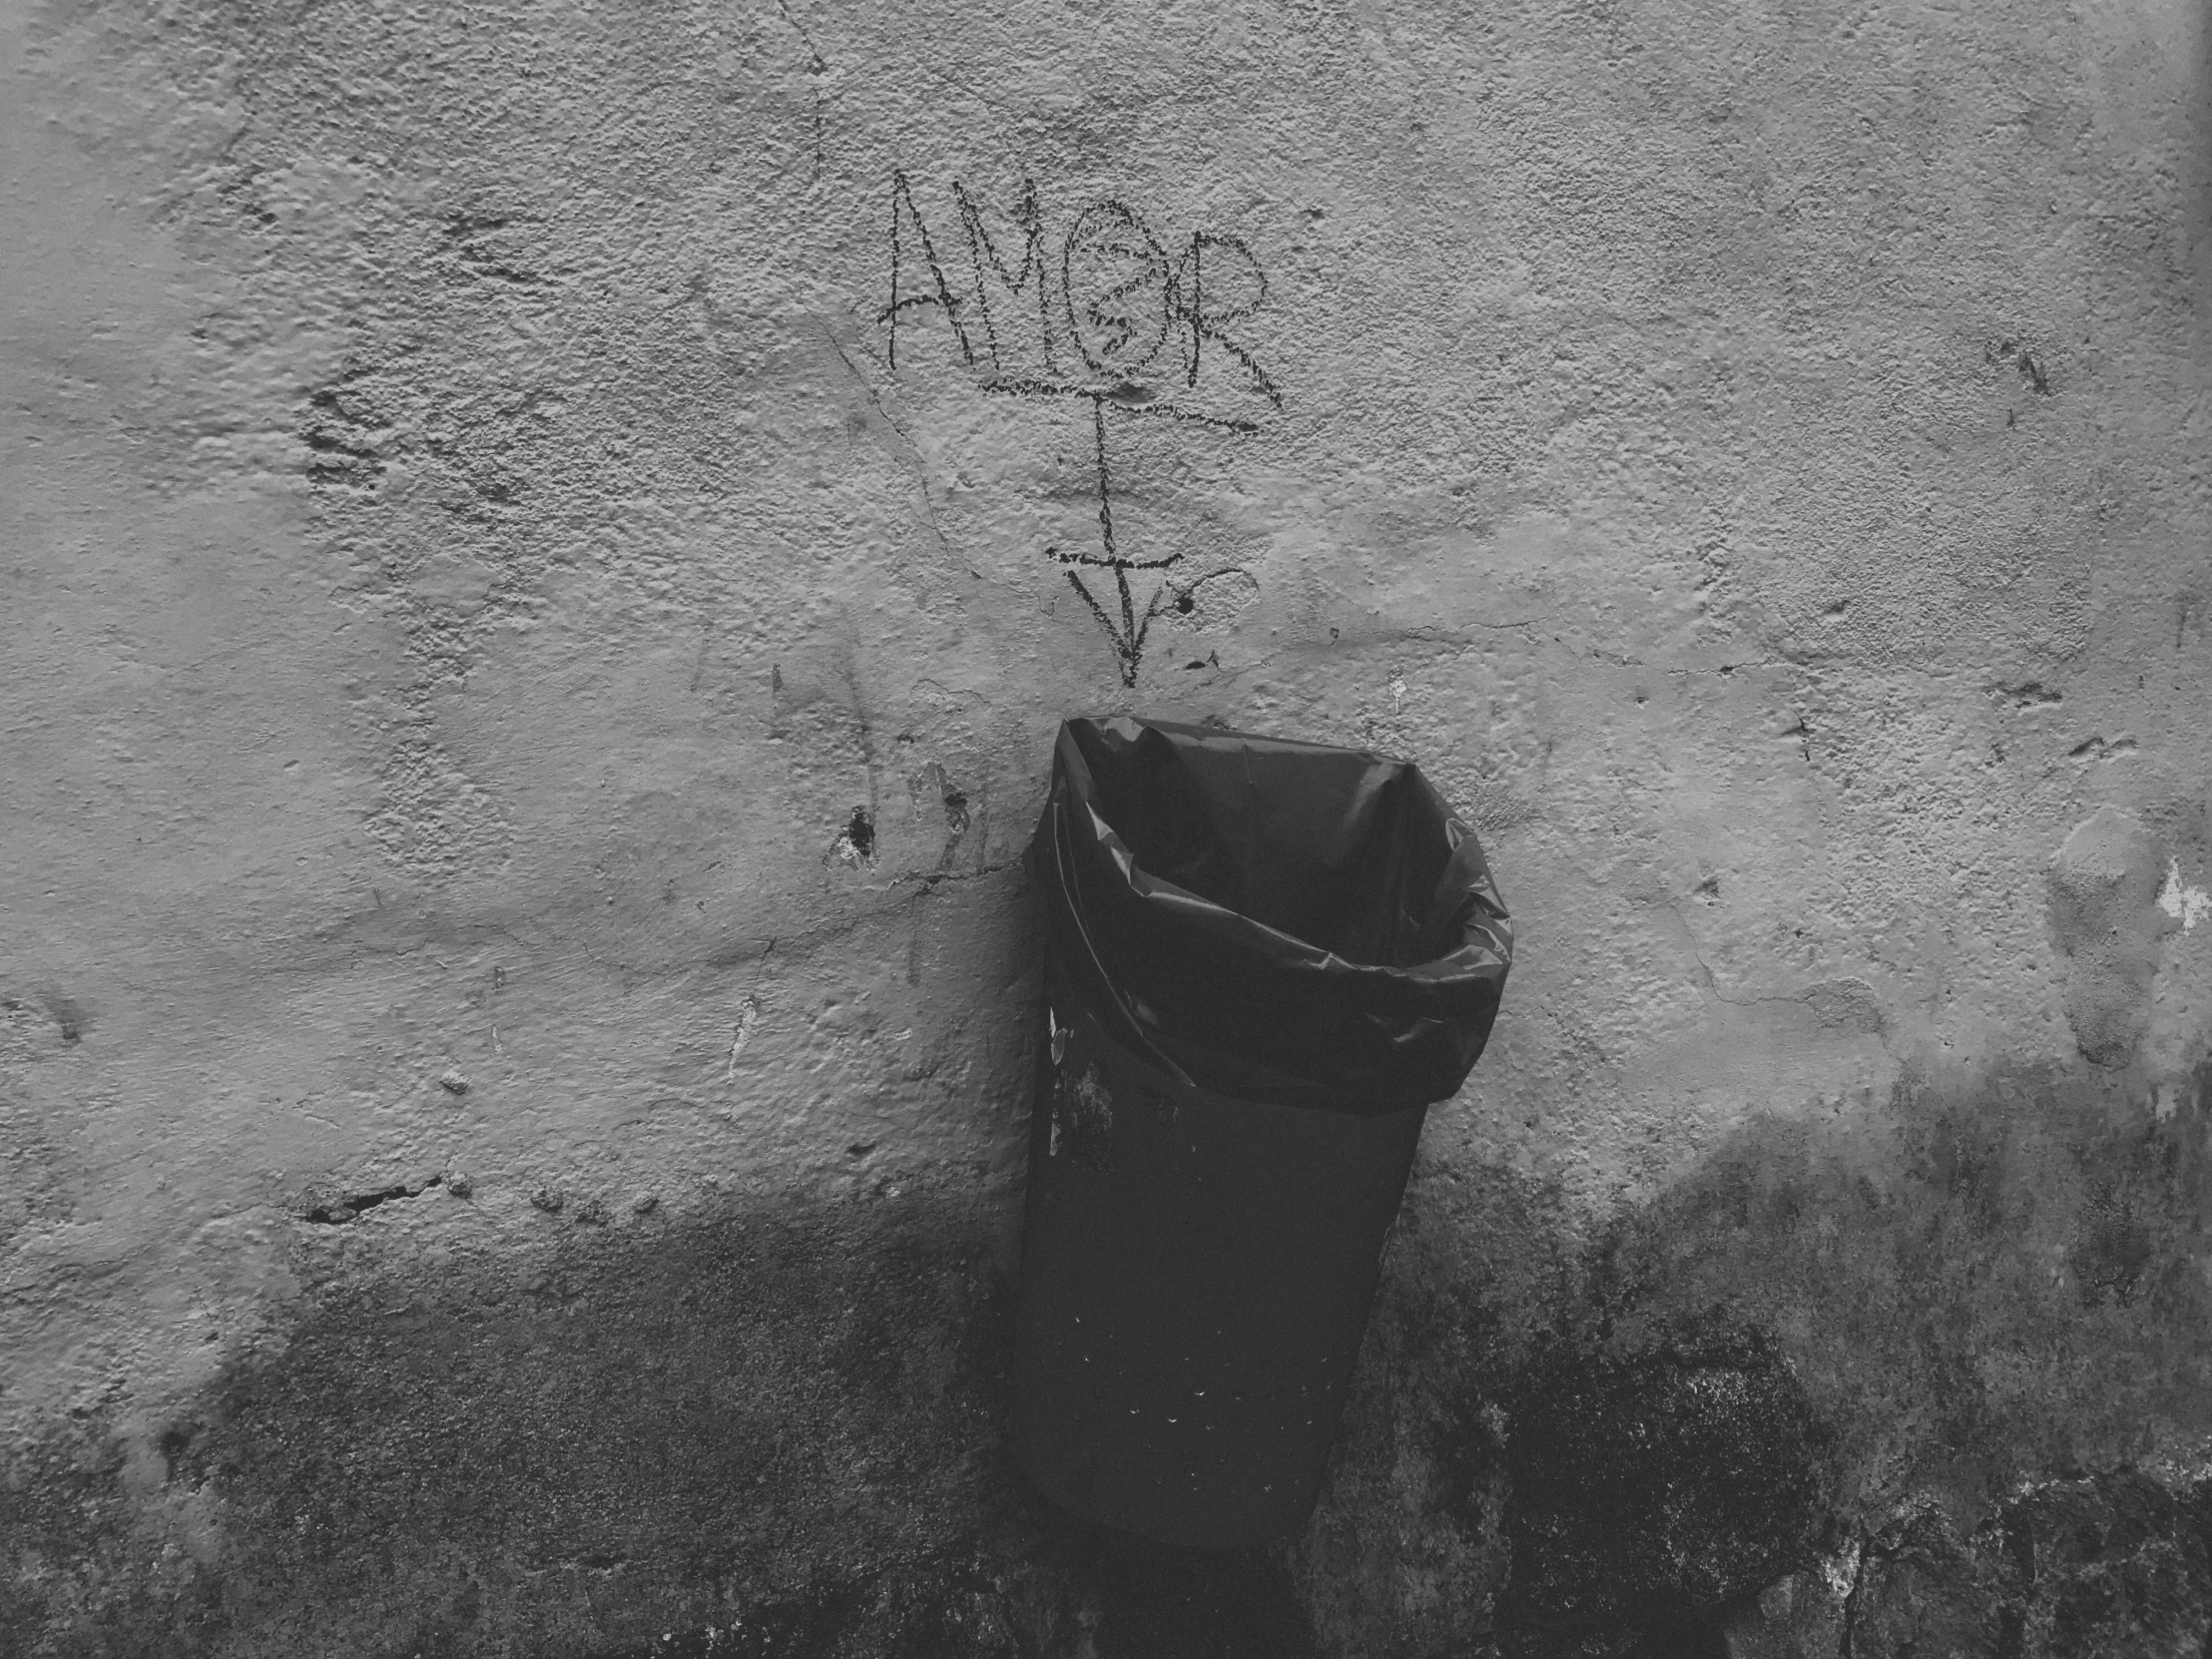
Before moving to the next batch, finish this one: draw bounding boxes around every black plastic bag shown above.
[1008,716,1513,1545]
[1038,715,1510,1112]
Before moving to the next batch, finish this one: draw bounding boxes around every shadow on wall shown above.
[6,1055,2211,1658]
[1299,1055,2212,1659]
[0,1187,1322,1659]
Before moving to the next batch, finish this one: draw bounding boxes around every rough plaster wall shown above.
[3,0,2210,1652]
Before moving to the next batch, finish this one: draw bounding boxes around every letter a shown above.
[881,172,974,369]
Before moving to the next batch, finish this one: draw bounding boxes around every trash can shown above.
[1008,716,1514,1546]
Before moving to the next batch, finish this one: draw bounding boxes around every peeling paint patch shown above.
[2048,809,2169,1065]
[726,995,763,1080]
[831,807,877,864]
[2157,858,2210,931]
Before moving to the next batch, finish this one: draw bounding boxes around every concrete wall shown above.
[4,0,2209,1652]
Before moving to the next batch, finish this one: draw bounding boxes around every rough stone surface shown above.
[1493,1333,1835,1655]
[1726,1470,2212,1658]
[5,0,2210,1652]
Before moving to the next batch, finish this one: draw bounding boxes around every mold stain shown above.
[0,1173,1329,1656]
[2,1191,1016,1655]
[1294,1058,2212,1659]
[9,1061,2210,1656]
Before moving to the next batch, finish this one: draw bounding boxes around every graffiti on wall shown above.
[879,174,1282,686]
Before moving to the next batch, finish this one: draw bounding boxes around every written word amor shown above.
[879,173,1282,430]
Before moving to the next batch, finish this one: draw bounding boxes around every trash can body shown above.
[1010,717,1512,1547]
[1009,988,1429,1546]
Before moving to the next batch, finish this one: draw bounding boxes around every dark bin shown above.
[1009,716,1513,1546]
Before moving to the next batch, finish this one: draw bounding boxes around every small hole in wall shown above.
[845,807,875,859]
[157,1424,195,1482]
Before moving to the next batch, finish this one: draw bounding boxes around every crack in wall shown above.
[298,1175,444,1226]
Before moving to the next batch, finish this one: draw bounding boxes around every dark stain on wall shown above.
[1296,1056,2212,1657]
[839,805,876,861]
[4,1190,1014,1656]
[7,1056,2210,1657]
[1729,1468,2212,1657]
[1492,1333,1835,1657]
[0,1182,1321,1659]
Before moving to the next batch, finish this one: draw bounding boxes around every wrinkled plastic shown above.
[1035,716,1513,1115]
[1008,717,1514,1546]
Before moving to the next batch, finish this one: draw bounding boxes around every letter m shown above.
[954,177,1054,375]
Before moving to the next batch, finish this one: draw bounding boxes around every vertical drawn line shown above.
[1186,234,1201,388]
[1091,395,1117,562]
[1040,210,1059,374]
[887,172,903,368]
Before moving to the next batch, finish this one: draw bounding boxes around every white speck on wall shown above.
[1822,1539,1863,1600]
[2157,859,2210,931]
[1389,674,1406,715]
